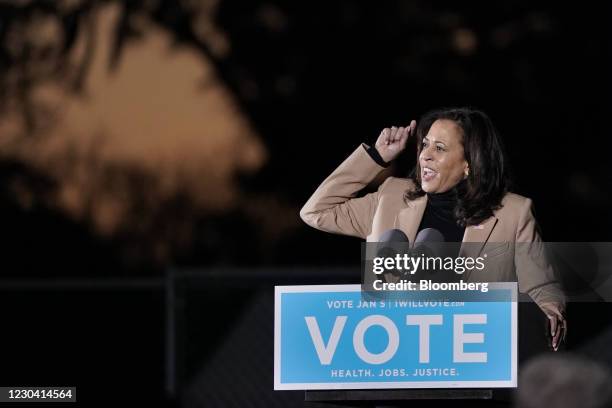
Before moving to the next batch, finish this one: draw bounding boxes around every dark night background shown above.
[0,0,611,406]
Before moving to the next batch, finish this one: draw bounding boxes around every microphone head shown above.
[377,228,409,243]
[415,228,445,244]
[374,229,410,281]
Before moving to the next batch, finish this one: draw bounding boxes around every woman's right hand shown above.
[374,120,416,163]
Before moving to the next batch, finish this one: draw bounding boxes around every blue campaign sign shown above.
[274,283,517,390]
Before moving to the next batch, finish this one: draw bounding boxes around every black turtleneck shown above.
[418,186,466,243]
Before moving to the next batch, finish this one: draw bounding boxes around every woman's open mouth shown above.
[422,167,438,182]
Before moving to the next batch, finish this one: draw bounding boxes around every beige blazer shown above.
[300,144,564,305]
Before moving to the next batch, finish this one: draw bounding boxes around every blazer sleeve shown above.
[299,144,388,239]
[515,198,566,308]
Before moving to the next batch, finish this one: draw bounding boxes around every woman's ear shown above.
[464,162,470,179]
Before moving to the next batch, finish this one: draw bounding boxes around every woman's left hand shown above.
[539,302,567,351]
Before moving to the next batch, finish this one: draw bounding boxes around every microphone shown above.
[378,228,410,244]
[411,228,446,280]
[415,228,445,247]
[414,228,445,259]
[375,229,410,282]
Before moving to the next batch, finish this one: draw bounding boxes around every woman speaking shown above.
[300,107,566,351]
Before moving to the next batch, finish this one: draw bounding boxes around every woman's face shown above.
[419,119,469,193]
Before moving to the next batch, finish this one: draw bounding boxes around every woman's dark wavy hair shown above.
[405,107,511,226]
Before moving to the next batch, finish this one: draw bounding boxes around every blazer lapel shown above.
[460,216,498,280]
[395,195,427,245]
[463,213,497,238]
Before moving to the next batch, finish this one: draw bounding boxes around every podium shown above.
[275,283,518,407]
[298,295,553,407]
